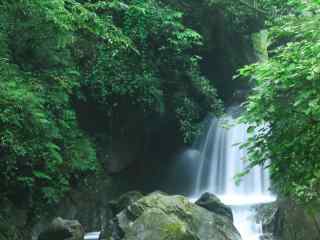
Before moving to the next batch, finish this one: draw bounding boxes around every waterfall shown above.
[189,107,275,240]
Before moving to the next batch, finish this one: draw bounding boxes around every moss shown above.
[163,222,198,240]
[117,192,241,240]
[164,222,184,237]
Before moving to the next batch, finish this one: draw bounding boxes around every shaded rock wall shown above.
[256,200,320,240]
[163,0,264,103]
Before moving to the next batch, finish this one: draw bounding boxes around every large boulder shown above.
[195,192,233,221]
[38,217,84,240]
[103,191,241,240]
[122,208,199,240]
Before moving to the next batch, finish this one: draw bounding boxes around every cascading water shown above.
[189,107,275,240]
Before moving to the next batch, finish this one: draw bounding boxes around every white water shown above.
[84,232,101,240]
[189,109,275,240]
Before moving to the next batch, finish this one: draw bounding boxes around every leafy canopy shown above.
[0,0,222,208]
[82,0,222,143]
[239,1,320,205]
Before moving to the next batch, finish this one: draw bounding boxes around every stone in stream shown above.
[38,217,84,240]
[195,192,233,222]
[101,191,241,240]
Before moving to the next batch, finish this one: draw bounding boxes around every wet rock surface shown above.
[195,192,233,221]
[102,191,241,240]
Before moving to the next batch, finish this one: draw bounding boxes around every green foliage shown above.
[0,0,222,208]
[258,0,306,16]
[82,0,222,143]
[0,60,97,205]
[238,1,320,205]
[0,0,112,205]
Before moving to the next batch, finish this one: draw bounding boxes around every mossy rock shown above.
[107,191,241,240]
[124,209,199,240]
